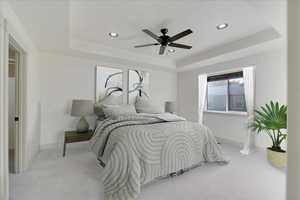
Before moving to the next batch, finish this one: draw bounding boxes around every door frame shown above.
[0,15,27,200]
[9,36,26,173]
[0,16,9,200]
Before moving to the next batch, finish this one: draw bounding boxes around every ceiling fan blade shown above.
[142,29,162,42]
[169,43,192,49]
[134,43,159,48]
[169,29,193,42]
[159,45,166,55]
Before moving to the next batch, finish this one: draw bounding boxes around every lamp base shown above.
[76,117,89,133]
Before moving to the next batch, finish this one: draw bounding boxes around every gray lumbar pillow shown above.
[135,95,162,114]
[102,104,136,119]
[94,94,123,119]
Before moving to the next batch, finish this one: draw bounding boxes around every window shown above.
[207,80,227,111]
[206,71,247,113]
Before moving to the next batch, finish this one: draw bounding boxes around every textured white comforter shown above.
[90,114,228,200]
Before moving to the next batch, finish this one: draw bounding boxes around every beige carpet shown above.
[9,141,286,200]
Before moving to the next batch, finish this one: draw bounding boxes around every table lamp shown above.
[165,101,176,113]
[71,99,94,133]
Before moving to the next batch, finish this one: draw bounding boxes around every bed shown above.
[90,113,228,200]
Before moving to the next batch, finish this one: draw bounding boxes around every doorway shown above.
[8,39,23,173]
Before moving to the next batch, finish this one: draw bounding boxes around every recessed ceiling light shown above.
[168,49,175,53]
[109,32,119,38]
[216,23,229,30]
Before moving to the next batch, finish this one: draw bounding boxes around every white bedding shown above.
[90,114,228,200]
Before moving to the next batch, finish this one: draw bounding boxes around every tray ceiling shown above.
[9,0,286,69]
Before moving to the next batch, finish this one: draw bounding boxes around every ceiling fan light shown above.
[216,23,229,30]
[168,49,175,53]
[109,32,119,38]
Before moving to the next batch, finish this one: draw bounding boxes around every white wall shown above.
[0,9,9,200]
[0,2,41,170]
[40,52,177,146]
[178,49,287,148]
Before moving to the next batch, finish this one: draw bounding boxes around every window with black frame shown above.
[206,71,247,113]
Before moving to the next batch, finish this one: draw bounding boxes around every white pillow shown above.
[102,104,136,119]
[135,95,162,114]
[94,94,122,118]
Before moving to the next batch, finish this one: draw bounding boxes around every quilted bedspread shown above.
[90,114,228,200]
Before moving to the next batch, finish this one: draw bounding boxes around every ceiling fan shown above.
[134,28,193,55]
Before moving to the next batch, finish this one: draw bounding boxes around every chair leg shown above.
[63,143,66,157]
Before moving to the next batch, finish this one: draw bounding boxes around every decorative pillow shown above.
[94,94,123,118]
[102,104,136,119]
[135,95,162,114]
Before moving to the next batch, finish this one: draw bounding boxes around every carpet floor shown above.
[9,141,286,200]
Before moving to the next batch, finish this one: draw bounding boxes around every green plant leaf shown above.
[248,101,287,149]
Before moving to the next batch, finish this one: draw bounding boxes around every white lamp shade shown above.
[165,101,176,113]
[71,99,94,117]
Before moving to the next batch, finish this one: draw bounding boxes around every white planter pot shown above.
[266,148,286,168]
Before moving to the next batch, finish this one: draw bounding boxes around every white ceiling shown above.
[8,0,286,70]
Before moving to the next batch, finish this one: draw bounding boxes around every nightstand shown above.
[63,130,93,157]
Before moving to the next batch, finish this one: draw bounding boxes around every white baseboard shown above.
[215,136,265,153]
[41,137,265,156]
[40,143,59,150]
[215,136,243,148]
[40,141,90,151]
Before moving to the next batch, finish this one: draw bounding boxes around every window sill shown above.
[204,110,248,116]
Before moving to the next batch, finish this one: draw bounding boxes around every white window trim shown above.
[204,110,248,116]
[205,69,248,116]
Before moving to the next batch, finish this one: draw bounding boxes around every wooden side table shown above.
[63,130,93,157]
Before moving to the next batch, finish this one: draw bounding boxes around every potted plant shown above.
[249,101,287,167]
